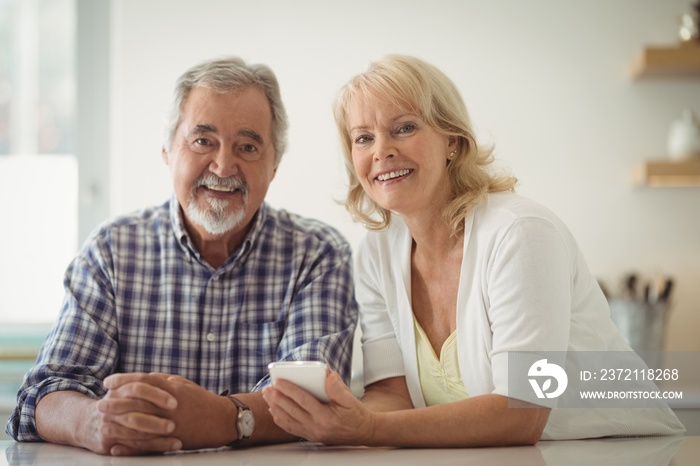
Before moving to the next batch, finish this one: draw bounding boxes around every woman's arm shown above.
[362,378,550,446]
[368,394,550,447]
[264,371,550,447]
[360,377,414,412]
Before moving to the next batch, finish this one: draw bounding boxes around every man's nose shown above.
[209,145,238,178]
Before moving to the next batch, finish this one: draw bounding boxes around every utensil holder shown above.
[608,300,669,367]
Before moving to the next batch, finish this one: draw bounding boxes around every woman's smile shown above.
[375,168,414,183]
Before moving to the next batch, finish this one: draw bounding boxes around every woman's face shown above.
[347,96,455,219]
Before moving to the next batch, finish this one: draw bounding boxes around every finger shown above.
[98,396,168,417]
[264,389,308,436]
[274,378,323,410]
[265,382,316,426]
[105,381,178,410]
[104,372,148,389]
[164,374,195,385]
[109,445,148,457]
[326,371,353,405]
[263,384,299,417]
[100,420,166,441]
[268,408,306,436]
[108,411,176,435]
[262,385,283,410]
[105,372,170,389]
[110,437,183,456]
[97,398,174,435]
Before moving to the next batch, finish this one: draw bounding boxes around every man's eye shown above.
[238,144,262,161]
[195,138,211,146]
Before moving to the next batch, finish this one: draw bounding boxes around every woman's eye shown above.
[354,135,372,144]
[397,124,416,134]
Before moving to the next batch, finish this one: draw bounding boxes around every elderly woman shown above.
[263,55,684,447]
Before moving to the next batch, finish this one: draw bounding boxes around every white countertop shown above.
[1,436,698,466]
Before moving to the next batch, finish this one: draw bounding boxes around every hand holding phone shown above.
[268,361,329,403]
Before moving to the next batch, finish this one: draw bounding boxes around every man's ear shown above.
[271,155,280,180]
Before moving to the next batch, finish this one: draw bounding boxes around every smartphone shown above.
[268,361,329,403]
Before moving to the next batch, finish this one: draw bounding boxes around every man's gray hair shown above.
[163,56,288,164]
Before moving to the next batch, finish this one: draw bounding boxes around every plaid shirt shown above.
[7,196,358,441]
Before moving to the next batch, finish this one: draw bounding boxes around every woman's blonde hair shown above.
[334,54,516,234]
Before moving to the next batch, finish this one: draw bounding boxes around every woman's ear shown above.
[448,136,458,151]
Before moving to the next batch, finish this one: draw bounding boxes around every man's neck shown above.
[184,218,253,270]
[197,238,240,269]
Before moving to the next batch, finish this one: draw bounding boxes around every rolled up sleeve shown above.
[6,251,118,441]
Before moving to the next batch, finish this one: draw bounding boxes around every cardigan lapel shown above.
[394,218,425,408]
[395,206,478,408]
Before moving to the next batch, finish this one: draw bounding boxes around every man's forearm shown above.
[36,389,182,456]
[36,391,98,450]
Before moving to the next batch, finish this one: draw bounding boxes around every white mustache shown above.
[195,174,248,194]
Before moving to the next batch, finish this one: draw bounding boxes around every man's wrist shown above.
[36,391,98,451]
[215,392,239,445]
[219,391,255,444]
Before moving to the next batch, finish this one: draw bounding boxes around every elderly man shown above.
[6,57,358,455]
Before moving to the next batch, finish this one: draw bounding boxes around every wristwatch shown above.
[220,391,255,441]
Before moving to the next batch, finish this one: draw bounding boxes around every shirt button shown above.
[206,332,215,342]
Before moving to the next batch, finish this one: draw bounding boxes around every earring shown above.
[448,150,457,159]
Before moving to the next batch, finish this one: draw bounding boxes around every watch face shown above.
[238,409,255,438]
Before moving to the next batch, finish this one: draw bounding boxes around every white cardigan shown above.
[356,192,684,439]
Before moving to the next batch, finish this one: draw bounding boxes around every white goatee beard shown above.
[186,175,248,236]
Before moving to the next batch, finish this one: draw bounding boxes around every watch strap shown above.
[220,390,254,441]
[226,394,247,411]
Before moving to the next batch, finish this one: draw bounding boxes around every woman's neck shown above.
[404,209,462,263]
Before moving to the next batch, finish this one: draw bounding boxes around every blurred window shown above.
[0,0,76,325]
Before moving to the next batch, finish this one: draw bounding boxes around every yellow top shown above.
[414,318,468,406]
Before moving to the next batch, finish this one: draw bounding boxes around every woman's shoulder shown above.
[483,191,554,215]
[474,192,577,256]
[477,192,563,228]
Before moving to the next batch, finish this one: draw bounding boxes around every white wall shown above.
[0,156,77,323]
[109,0,700,351]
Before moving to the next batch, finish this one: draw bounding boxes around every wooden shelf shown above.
[632,159,700,187]
[630,42,700,78]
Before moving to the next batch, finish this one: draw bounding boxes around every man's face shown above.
[162,86,277,241]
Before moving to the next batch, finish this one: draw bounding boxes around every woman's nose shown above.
[373,135,396,161]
